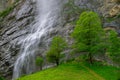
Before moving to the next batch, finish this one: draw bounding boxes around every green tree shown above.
[0,76,5,80]
[107,30,120,64]
[36,57,43,70]
[72,11,105,64]
[46,36,67,66]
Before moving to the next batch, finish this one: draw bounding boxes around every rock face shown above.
[0,0,6,11]
[101,0,120,33]
[0,0,36,79]
[101,0,120,17]
[0,0,120,80]
[109,4,120,17]
[0,0,16,11]
[75,0,104,14]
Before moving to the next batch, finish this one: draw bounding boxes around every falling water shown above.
[12,0,64,79]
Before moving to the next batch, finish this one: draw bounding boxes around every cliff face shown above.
[0,0,119,79]
[0,0,16,11]
[100,0,120,17]
[101,0,120,33]
[0,0,6,11]
[0,0,36,79]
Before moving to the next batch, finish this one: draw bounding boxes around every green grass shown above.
[18,62,120,80]
[84,62,120,80]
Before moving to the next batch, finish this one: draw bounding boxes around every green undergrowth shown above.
[18,62,120,80]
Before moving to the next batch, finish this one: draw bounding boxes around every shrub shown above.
[35,57,43,70]
[0,76,5,80]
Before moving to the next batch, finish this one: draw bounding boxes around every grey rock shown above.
[0,0,35,79]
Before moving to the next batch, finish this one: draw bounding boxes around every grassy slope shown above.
[18,62,120,80]
[84,62,120,80]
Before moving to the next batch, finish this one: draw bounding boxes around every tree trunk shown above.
[40,65,42,70]
[56,59,59,66]
[89,53,93,64]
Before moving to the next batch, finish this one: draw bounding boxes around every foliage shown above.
[107,30,120,64]
[0,76,5,80]
[35,57,44,70]
[72,11,106,64]
[74,55,88,62]
[46,36,67,66]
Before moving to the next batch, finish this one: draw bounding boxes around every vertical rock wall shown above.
[0,0,36,79]
[0,0,7,11]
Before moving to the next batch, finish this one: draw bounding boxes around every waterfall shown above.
[12,0,64,79]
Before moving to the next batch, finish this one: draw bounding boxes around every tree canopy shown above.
[72,11,106,64]
[46,36,67,66]
[107,30,120,64]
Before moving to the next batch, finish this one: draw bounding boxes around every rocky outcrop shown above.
[0,0,16,11]
[100,0,120,17]
[0,0,36,79]
[0,0,6,11]
[75,0,104,14]
[109,4,120,17]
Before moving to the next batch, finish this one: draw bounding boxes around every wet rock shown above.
[0,0,36,79]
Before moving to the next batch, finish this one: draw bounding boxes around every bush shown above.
[0,76,5,80]
[35,57,43,70]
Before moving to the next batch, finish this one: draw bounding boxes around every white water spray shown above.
[13,0,64,79]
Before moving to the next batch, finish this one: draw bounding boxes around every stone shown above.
[109,5,120,17]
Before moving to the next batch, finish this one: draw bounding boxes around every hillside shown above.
[18,62,120,80]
